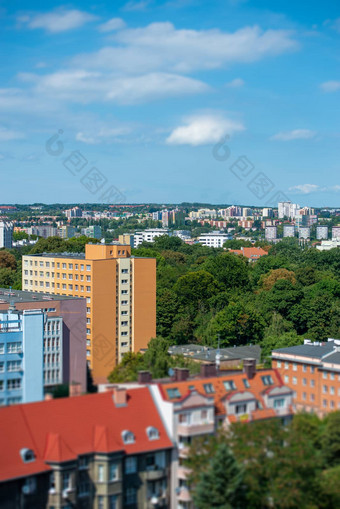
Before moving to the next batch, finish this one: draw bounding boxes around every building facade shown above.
[272,339,340,416]
[133,229,169,248]
[0,221,13,248]
[0,309,44,406]
[316,226,329,240]
[265,226,277,241]
[22,244,156,382]
[198,231,231,248]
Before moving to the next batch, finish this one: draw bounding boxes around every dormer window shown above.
[261,375,274,386]
[223,380,236,391]
[146,426,159,441]
[20,448,35,463]
[122,430,135,444]
[203,383,215,394]
[166,387,181,399]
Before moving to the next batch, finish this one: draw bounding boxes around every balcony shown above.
[177,466,191,480]
[178,445,190,458]
[177,422,214,437]
[176,486,192,503]
[145,465,166,481]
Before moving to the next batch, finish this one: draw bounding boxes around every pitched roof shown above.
[0,388,172,482]
[229,247,267,259]
[272,342,335,359]
[159,369,286,416]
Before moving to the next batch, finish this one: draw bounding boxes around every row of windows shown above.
[0,378,21,390]
[0,360,21,372]
[25,259,92,271]
[0,342,22,354]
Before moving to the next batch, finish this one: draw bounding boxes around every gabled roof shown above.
[229,247,267,259]
[159,369,287,416]
[272,343,335,359]
[0,388,172,482]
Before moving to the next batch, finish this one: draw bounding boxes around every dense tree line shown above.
[186,412,340,508]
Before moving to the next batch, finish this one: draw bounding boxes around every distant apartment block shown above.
[22,244,156,382]
[0,309,44,406]
[299,227,310,239]
[118,233,135,248]
[332,226,340,240]
[82,225,102,239]
[65,206,83,219]
[134,229,169,248]
[0,221,13,248]
[272,340,340,416]
[283,225,295,238]
[316,225,329,240]
[265,226,277,241]
[0,289,86,392]
[278,201,300,219]
[316,240,340,251]
[198,231,231,248]
[242,207,253,217]
[27,226,58,238]
[58,226,76,239]
[262,207,273,218]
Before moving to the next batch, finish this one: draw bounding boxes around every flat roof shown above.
[0,288,83,304]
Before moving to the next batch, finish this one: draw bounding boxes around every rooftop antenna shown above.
[216,334,221,372]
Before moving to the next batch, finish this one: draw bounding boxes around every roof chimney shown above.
[243,358,256,379]
[112,387,127,407]
[44,393,53,401]
[200,363,217,378]
[138,371,152,384]
[174,367,190,382]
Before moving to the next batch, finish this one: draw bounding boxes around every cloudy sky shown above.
[1,0,340,205]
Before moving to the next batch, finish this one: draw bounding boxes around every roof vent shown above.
[121,430,135,444]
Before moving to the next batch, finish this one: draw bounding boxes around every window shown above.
[121,290,128,295]
[323,372,327,380]
[110,495,118,509]
[330,386,335,395]
[62,472,71,491]
[86,329,91,335]
[7,360,21,372]
[330,373,335,381]
[121,331,128,336]
[86,307,91,314]
[0,362,3,373]
[86,265,91,271]
[310,366,315,374]
[68,274,73,280]
[121,310,128,315]
[79,456,88,469]
[125,456,137,474]
[303,365,307,372]
[285,362,289,370]
[277,361,281,368]
[80,265,84,271]
[86,286,91,292]
[125,487,137,505]
[235,404,247,414]
[203,383,215,394]
[122,269,128,273]
[78,471,89,495]
[97,464,104,482]
[302,392,307,400]
[7,342,22,354]
[323,399,327,408]
[293,363,297,371]
[292,377,297,385]
[274,398,285,408]
[310,393,315,402]
[121,279,128,284]
[110,463,119,481]
[122,430,135,444]
[261,375,274,386]
[310,379,315,387]
[62,263,66,269]
[68,285,73,290]
[323,385,328,394]
[68,263,73,270]
[146,426,159,441]
[0,344,4,354]
[224,380,236,391]
[86,297,91,303]
[302,378,307,386]
[121,300,128,305]
[166,387,181,399]
[49,472,56,493]
[284,375,289,383]
[121,321,128,326]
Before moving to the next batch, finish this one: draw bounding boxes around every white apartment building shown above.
[278,201,300,219]
[134,229,170,248]
[198,231,231,248]
[316,226,329,240]
[283,225,295,238]
[0,221,13,248]
[299,227,310,239]
[332,226,340,240]
[262,208,274,218]
[265,226,277,241]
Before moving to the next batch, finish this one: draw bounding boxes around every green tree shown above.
[193,443,246,509]
[0,250,17,270]
[202,253,250,290]
[174,270,220,308]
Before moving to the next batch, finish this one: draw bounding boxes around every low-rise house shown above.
[0,387,173,509]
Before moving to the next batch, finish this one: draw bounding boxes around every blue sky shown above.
[1,0,339,206]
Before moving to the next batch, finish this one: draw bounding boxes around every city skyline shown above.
[1,0,339,205]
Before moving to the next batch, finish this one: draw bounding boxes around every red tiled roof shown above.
[229,247,267,259]
[160,369,285,416]
[0,388,172,482]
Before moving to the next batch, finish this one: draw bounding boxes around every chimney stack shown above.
[69,382,82,397]
[174,367,190,382]
[112,387,127,407]
[200,363,217,378]
[243,358,256,379]
[138,371,152,384]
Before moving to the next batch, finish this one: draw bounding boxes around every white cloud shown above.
[166,113,245,146]
[226,78,245,88]
[271,129,316,141]
[98,18,126,33]
[75,23,298,74]
[289,184,320,194]
[20,8,97,33]
[76,127,131,144]
[320,81,340,92]
[123,1,150,11]
[19,70,209,104]
[0,126,25,141]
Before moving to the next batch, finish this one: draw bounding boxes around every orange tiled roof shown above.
[159,369,285,416]
[229,247,268,259]
[0,388,172,482]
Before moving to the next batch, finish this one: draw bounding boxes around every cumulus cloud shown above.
[19,8,97,33]
[271,129,316,141]
[166,113,245,146]
[98,18,126,33]
[76,127,131,144]
[226,78,245,88]
[75,23,298,74]
[320,81,340,92]
[289,184,340,194]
